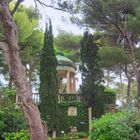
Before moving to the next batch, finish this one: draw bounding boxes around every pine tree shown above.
[80,31,104,108]
[39,20,58,132]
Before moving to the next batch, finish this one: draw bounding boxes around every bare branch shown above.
[35,0,70,13]
[11,0,24,16]
[8,0,14,3]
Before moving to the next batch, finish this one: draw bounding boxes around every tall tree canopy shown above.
[39,20,58,132]
[54,31,82,62]
[80,31,104,107]
[71,0,140,104]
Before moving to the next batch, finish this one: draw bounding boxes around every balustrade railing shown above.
[58,93,83,103]
[31,93,83,104]
[17,92,115,105]
[32,93,40,104]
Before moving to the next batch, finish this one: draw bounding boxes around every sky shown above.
[23,0,83,90]
[23,0,84,36]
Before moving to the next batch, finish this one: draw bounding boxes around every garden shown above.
[1,0,140,140]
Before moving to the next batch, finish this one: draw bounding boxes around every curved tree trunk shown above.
[0,1,47,140]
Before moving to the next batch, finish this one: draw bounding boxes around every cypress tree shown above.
[80,31,104,112]
[39,20,58,132]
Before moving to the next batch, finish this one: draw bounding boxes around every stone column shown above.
[67,71,71,93]
[59,78,63,93]
[73,74,76,93]
[88,107,92,132]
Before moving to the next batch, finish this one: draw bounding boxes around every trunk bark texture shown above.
[123,65,133,104]
[0,1,47,140]
[127,78,131,104]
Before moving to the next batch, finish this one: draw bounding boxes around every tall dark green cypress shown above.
[39,20,58,131]
[80,31,104,110]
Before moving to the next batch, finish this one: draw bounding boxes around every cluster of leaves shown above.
[89,111,140,140]
[92,87,116,118]
[99,47,131,69]
[0,88,27,139]
[3,130,29,140]
[54,31,82,62]
[56,131,88,140]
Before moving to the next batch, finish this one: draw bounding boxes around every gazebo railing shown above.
[58,93,83,103]
[31,93,83,104]
[32,93,40,104]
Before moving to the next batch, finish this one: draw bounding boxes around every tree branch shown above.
[35,0,70,13]
[11,0,24,16]
[8,0,14,3]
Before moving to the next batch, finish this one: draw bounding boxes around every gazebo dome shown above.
[56,54,75,68]
[56,54,76,93]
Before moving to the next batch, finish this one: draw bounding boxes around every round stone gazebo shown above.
[56,54,76,94]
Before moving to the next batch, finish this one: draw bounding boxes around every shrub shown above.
[92,87,116,118]
[57,101,88,134]
[3,130,29,140]
[74,132,88,138]
[89,111,140,140]
[0,88,27,139]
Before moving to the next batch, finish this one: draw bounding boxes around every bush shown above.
[92,87,116,118]
[89,111,140,140]
[74,132,88,138]
[3,130,29,140]
[57,101,88,134]
[0,88,27,139]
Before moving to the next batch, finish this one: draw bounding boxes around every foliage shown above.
[76,0,140,32]
[39,20,58,131]
[80,31,104,107]
[56,132,87,139]
[3,130,29,140]
[89,111,140,140]
[57,101,88,134]
[14,11,35,43]
[99,47,131,69]
[14,5,41,44]
[72,131,88,138]
[0,5,43,88]
[14,5,43,89]
[54,31,82,62]
[74,1,140,101]
[0,88,27,139]
[93,89,116,118]
[104,88,116,96]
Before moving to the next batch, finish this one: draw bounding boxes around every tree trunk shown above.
[8,75,13,88]
[88,107,92,132]
[106,70,110,88]
[115,24,140,106]
[126,77,131,104]
[119,72,125,106]
[0,1,47,140]
[137,70,140,108]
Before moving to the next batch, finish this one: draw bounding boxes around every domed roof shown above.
[56,54,75,68]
